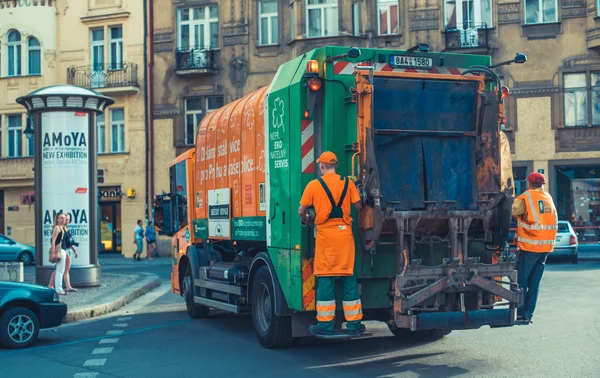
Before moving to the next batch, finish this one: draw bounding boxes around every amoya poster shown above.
[41,112,91,267]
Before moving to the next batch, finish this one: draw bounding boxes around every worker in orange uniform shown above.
[298,151,365,337]
[512,172,558,324]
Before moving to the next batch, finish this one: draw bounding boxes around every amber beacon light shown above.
[306,60,319,76]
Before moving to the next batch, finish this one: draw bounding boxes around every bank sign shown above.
[41,112,91,267]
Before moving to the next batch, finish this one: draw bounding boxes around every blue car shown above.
[0,234,36,265]
[0,281,67,349]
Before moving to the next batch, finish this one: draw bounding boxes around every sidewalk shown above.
[24,255,172,323]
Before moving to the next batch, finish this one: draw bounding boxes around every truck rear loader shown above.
[154,45,524,348]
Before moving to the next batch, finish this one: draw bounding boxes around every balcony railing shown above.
[445,23,489,50]
[66,62,139,91]
[175,46,217,74]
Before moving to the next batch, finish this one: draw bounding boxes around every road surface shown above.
[3,262,600,378]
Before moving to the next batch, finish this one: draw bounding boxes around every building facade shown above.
[151,0,600,245]
[0,0,149,258]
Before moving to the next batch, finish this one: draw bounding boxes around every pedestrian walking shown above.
[512,172,558,324]
[145,221,157,260]
[298,151,365,337]
[48,213,79,292]
[133,220,144,261]
[49,212,67,295]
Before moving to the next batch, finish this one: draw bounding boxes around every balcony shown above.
[444,23,490,52]
[175,46,218,76]
[66,62,139,94]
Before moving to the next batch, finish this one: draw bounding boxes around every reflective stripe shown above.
[316,310,335,317]
[517,236,555,245]
[517,221,558,231]
[343,299,363,321]
[316,300,335,307]
[523,191,540,223]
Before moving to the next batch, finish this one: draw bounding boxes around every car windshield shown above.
[557,223,569,232]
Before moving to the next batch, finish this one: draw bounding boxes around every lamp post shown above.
[17,85,114,287]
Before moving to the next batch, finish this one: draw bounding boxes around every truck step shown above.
[194,296,246,314]
[194,278,244,295]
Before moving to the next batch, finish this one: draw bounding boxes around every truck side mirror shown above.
[514,53,527,64]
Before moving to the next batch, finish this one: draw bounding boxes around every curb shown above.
[62,274,161,323]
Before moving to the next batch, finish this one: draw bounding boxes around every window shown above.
[185,98,202,145]
[90,28,105,88]
[7,30,22,76]
[110,109,125,153]
[352,3,360,36]
[259,0,279,45]
[183,96,223,145]
[445,0,493,29]
[306,0,338,38]
[26,116,34,157]
[524,0,557,24]
[562,72,600,127]
[178,6,219,49]
[27,37,41,75]
[97,113,106,153]
[109,26,123,70]
[377,1,399,35]
[7,115,22,158]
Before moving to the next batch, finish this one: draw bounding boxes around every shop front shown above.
[552,160,600,244]
[99,186,122,253]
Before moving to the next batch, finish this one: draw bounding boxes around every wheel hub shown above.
[256,283,271,333]
[8,315,34,344]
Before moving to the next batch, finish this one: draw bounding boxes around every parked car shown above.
[0,234,36,265]
[0,281,67,349]
[507,221,578,263]
[553,220,579,264]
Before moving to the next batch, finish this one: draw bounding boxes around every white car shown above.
[553,221,578,264]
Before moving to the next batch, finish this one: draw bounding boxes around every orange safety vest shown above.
[516,189,558,253]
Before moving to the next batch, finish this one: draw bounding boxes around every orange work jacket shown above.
[515,189,558,253]
[299,173,360,276]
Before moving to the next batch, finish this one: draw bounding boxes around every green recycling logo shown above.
[272,97,285,132]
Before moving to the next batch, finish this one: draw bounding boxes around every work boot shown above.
[309,325,333,337]
[346,324,366,337]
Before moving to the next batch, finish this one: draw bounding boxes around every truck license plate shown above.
[390,56,433,69]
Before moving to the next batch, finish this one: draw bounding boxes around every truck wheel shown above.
[0,307,40,349]
[251,266,293,349]
[389,327,451,340]
[183,264,209,319]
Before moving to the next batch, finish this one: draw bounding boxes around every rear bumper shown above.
[552,246,578,257]
[38,302,68,328]
[396,309,515,330]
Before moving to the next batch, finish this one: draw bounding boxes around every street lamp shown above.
[16,85,114,287]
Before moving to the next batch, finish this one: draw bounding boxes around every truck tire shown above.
[251,266,293,349]
[183,264,209,319]
[389,327,451,340]
[0,307,40,349]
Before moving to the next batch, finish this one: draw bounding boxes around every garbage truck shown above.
[154,45,525,348]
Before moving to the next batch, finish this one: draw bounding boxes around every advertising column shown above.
[41,112,91,267]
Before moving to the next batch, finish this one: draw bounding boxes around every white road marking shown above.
[116,317,132,321]
[92,347,114,354]
[99,338,119,344]
[112,323,128,327]
[106,330,124,335]
[83,359,106,367]
[74,373,98,378]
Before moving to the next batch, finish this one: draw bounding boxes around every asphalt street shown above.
[3,260,600,378]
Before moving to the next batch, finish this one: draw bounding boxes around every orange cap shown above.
[316,151,338,164]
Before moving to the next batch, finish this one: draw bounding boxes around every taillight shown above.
[570,235,576,245]
[501,85,510,99]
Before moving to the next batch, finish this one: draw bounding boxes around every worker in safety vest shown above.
[512,172,558,324]
[298,151,365,337]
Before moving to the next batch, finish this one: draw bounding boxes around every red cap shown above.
[527,172,546,185]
